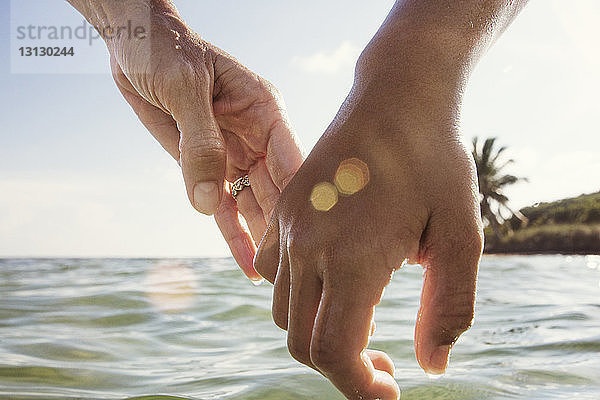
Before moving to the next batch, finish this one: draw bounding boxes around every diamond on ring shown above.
[231,175,250,200]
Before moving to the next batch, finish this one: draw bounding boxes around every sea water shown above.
[1,255,599,399]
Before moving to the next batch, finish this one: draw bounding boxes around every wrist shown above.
[348,38,467,143]
[66,0,185,48]
[355,30,474,109]
[351,0,527,124]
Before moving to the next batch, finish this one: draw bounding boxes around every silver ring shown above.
[231,175,250,200]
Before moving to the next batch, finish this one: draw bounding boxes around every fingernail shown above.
[193,182,219,214]
[427,345,451,376]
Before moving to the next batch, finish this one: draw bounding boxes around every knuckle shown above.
[444,226,483,261]
[463,224,484,258]
[428,204,484,259]
[179,135,226,167]
[261,191,280,214]
[257,76,281,101]
[310,340,347,372]
[438,299,475,342]
[112,68,130,89]
[162,59,210,96]
[448,309,475,334]
[286,231,313,262]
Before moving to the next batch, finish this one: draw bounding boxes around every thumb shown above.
[415,212,483,375]
[174,92,226,215]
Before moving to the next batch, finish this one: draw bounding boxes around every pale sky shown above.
[1,0,598,257]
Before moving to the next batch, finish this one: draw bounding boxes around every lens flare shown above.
[310,182,338,211]
[586,255,600,270]
[144,262,198,313]
[334,158,370,195]
[309,159,369,211]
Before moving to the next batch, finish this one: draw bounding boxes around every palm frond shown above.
[471,136,528,237]
[495,159,515,173]
[481,137,497,166]
[495,174,522,186]
[488,191,509,204]
[490,146,508,164]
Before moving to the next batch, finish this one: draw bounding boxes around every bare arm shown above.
[355,0,529,133]
[255,1,529,399]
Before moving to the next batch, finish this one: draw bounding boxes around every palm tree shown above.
[472,137,527,239]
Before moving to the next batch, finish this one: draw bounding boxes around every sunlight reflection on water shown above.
[0,255,599,400]
[585,255,600,270]
[143,261,198,313]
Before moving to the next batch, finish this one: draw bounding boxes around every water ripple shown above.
[0,256,599,399]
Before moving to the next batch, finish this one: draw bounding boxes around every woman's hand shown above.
[103,6,302,280]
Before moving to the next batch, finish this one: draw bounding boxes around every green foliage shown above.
[472,137,527,238]
[485,191,600,254]
[485,224,600,254]
[507,192,600,229]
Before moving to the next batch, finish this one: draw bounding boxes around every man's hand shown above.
[250,0,535,395]
[252,0,528,396]
[254,96,483,398]
[66,0,303,279]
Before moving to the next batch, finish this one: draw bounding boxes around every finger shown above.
[221,130,255,181]
[249,159,281,221]
[364,350,395,377]
[311,273,399,400]
[272,245,290,331]
[110,55,180,160]
[172,79,226,216]
[415,213,482,375]
[265,119,303,190]
[214,188,262,283]
[286,255,321,370]
[234,185,267,244]
[253,218,280,284]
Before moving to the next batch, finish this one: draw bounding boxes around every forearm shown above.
[352,0,528,124]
